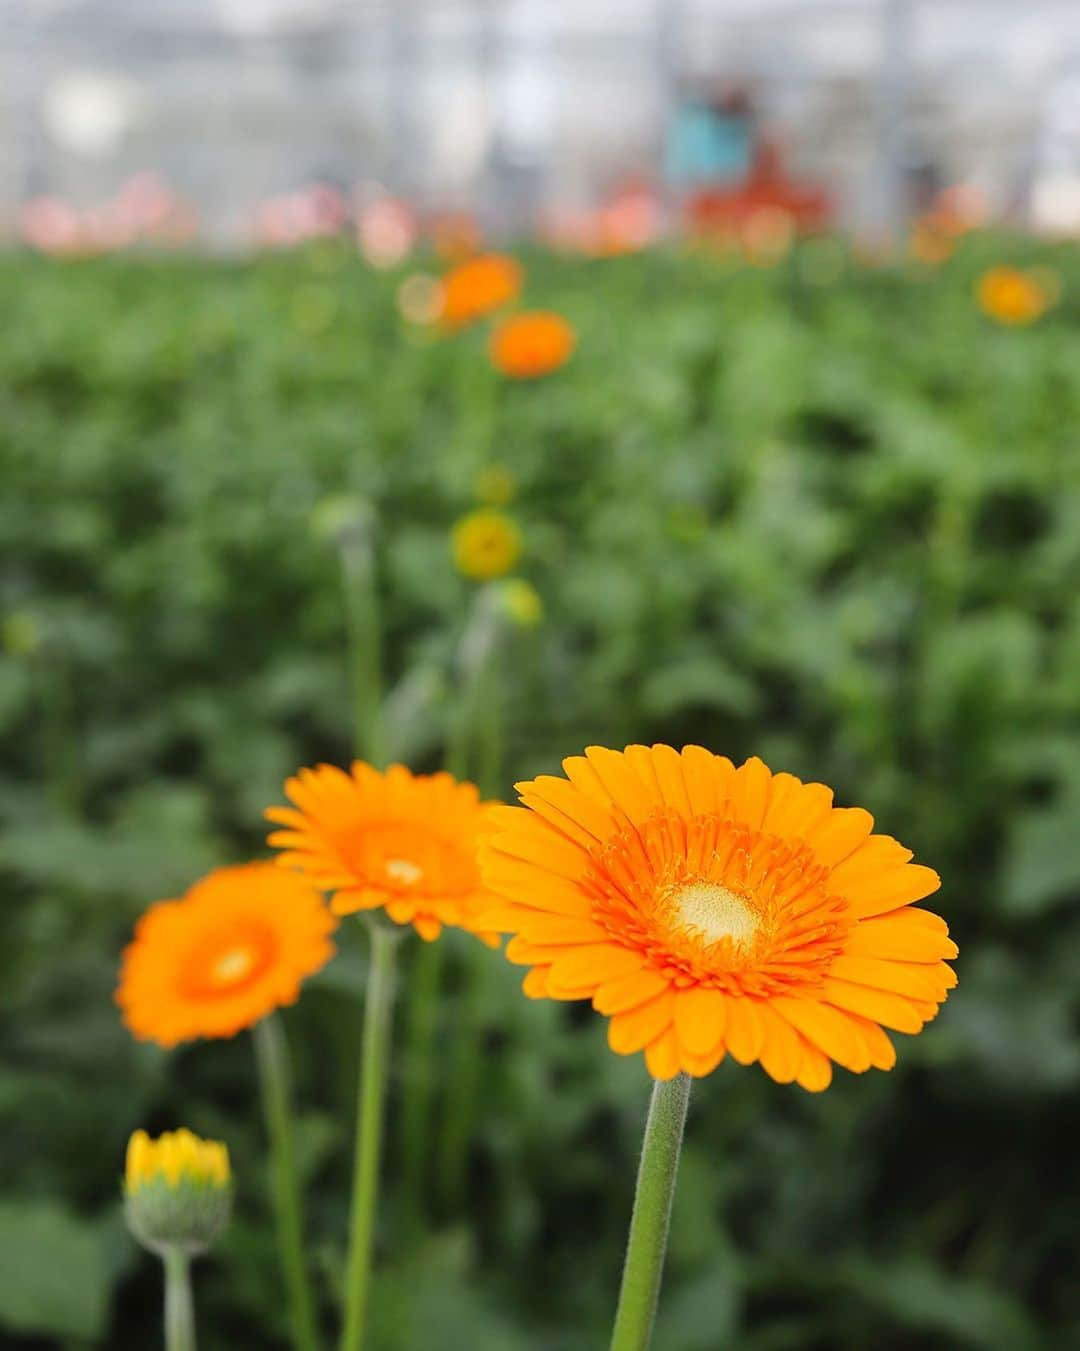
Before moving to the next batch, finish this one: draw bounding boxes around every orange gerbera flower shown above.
[976,266,1049,325]
[439,253,522,328]
[489,311,576,379]
[266,762,501,943]
[117,863,336,1047]
[479,746,957,1090]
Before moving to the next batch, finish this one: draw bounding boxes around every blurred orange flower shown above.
[439,253,523,328]
[479,745,956,1088]
[267,762,501,944]
[976,266,1049,325]
[117,863,336,1047]
[489,311,576,379]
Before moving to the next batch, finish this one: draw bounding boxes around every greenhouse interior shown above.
[1,2,1077,1350]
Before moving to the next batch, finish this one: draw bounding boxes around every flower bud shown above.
[498,578,543,629]
[124,1128,232,1255]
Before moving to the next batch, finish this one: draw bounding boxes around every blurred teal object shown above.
[665,101,752,189]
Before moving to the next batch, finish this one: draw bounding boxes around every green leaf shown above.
[0,1200,114,1340]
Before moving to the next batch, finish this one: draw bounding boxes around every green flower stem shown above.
[609,1073,693,1351]
[474,634,503,799]
[436,942,489,1214]
[399,937,445,1236]
[433,586,504,1213]
[340,921,401,1351]
[254,1014,322,1351]
[163,1246,196,1351]
[445,584,501,783]
[339,511,384,768]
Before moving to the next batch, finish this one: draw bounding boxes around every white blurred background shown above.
[4,0,1080,244]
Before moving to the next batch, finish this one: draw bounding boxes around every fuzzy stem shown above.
[398,937,445,1236]
[339,512,384,768]
[340,921,400,1351]
[163,1247,196,1351]
[436,941,489,1214]
[609,1073,692,1351]
[254,1015,322,1351]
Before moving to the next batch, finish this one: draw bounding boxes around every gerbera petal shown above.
[546,944,643,997]
[263,807,310,829]
[829,835,913,890]
[514,913,610,945]
[608,989,675,1055]
[490,825,590,880]
[583,746,659,823]
[845,909,958,961]
[724,995,765,1064]
[769,780,834,838]
[522,966,550,998]
[639,743,693,816]
[680,1043,727,1077]
[793,1038,833,1092]
[843,1012,897,1070]
[828,955,956,1001]
[844,864,942,919]
[673,986,727,1057]
[481,859,594,917]
[756,1002,804,1083]
[645,1027,682,1080]
[772,997,871,1073]
[524,775,617,838]
[760,772,805,832]
[807,807,875,868]
[680,745,733,816]
[593,967,671,1015]
[820,978,927,1034]
[517,787,610,850]
[731,756,771,829]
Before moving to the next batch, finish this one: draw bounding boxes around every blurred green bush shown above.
[0,237,1077,1349]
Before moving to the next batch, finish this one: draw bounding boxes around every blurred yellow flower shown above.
[451,509,522,580]
[499,578,543,628]
[126,1128,230,1193]
[976,266,1049,325]
[473,462,517,507]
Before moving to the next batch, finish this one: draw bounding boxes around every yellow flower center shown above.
[674,882,759,948]
[385,857,423,886]
[211,946,257,987]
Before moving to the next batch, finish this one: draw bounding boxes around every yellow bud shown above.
[124,1128,232,1255]
[499,578,543,629]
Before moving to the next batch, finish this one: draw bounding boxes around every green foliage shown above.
[1,237,1077,1347]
